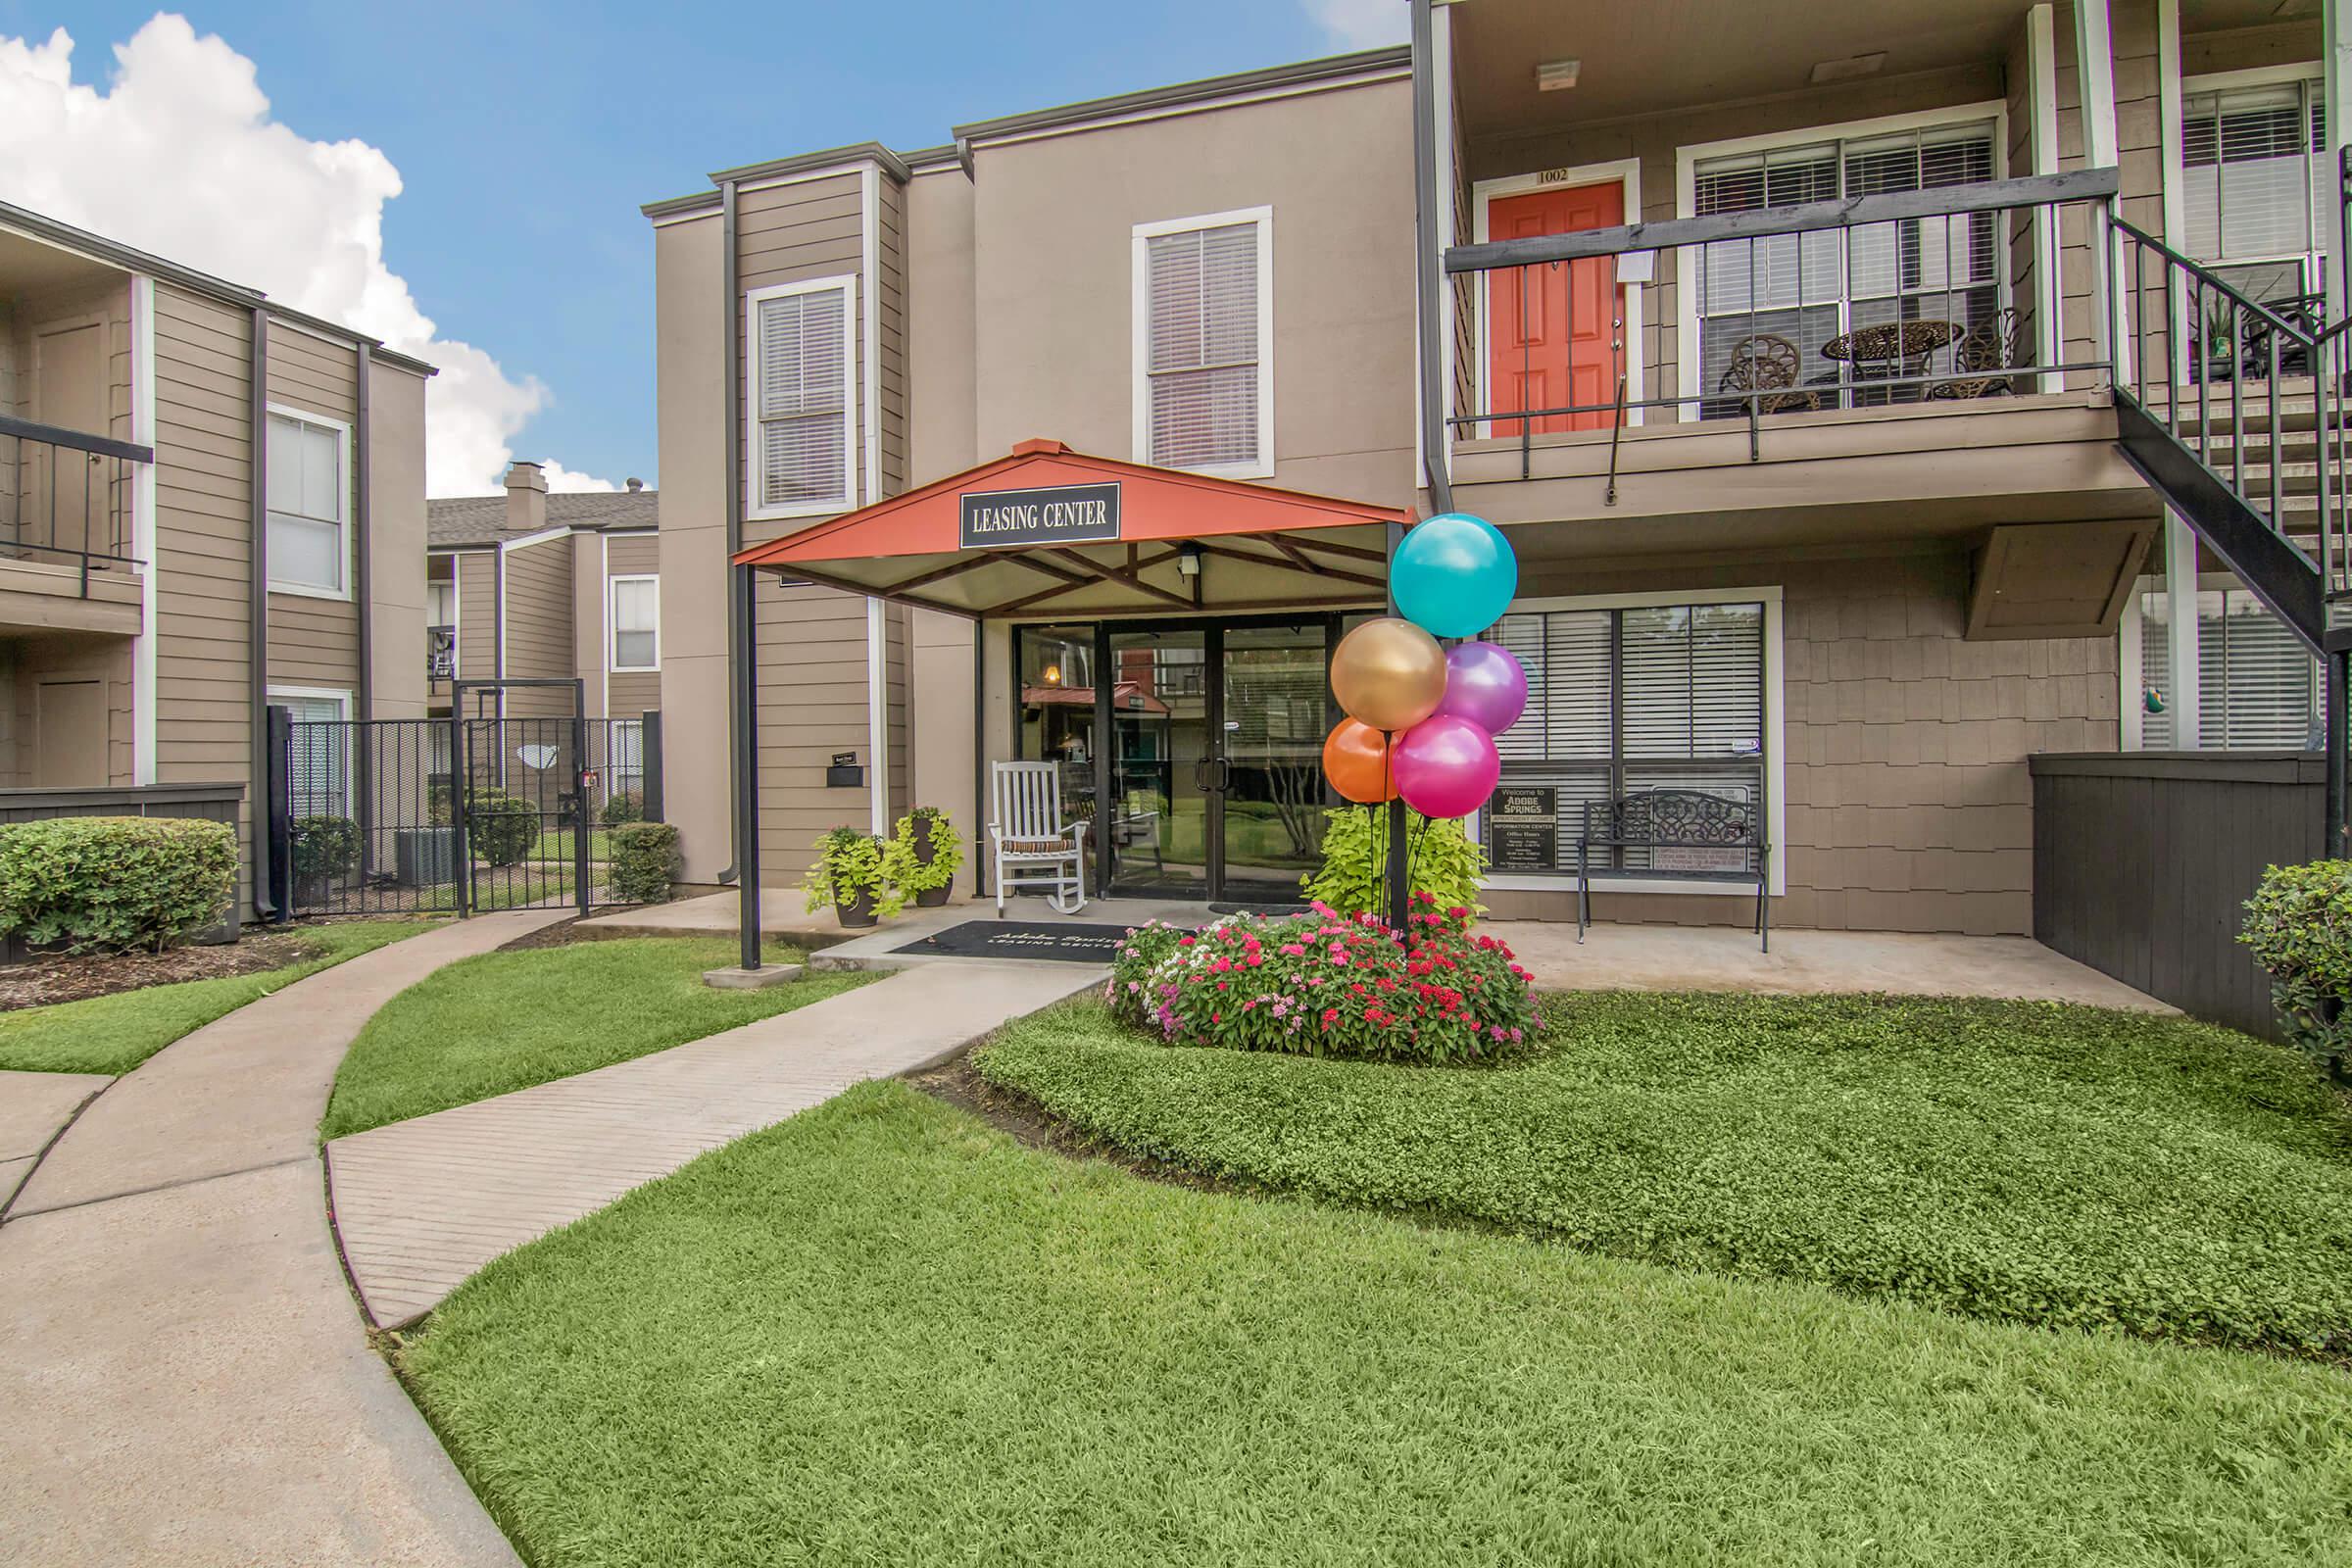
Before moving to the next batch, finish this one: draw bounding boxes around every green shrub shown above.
[466,789,539,868]
[0,815,239,954]
[2241,859,2352,1077]
[600,791,646,828]
[610,822,680,905]
[1107,896,1537,1064]
[291,814,360,883]
[1302,805,1487,923]
[804,827,902,917]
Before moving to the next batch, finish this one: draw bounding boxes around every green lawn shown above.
[0,921,431,1076]
[976,992,2352,1360]
[321,938,874,1139]
[400,1082,2352,1568]
[527,826,613,862]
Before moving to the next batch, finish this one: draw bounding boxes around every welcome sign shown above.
[958,482,1122,549]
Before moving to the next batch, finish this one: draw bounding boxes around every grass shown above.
[528,826,613,862]
[975,992,2352,1360]
[400,1081,2352,1568]
[0,921,433,1076]
[320,938,875,1139]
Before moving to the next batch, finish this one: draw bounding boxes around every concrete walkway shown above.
[0,911,562,1567]
[0,1069,108,1210]
[328,959,1101,1329]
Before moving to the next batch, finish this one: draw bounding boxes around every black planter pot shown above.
[909,824,952,906]
[835,889,879,929]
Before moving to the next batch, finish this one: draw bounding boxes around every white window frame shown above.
[1673,102,2010,412]
[269,684,354,815]
[744,273,858,522]
[1475,584,1786,898]
[2170,62,2329,279]
[1471,159,1647,436]
[609,571,661,673]
[1131,206,1276,479]
[265,405,354,601]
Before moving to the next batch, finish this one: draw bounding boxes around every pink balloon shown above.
[1394,712,1502,820]
[1436,641,1528,736]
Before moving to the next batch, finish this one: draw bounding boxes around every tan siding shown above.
[877,174,908,496]
[886,600,909,820]
[604,532,661,715]
[265,321,360,424]
[737,172,870,514]
[604,533,659,574]
[1489,548,2121,938]
[266,592,359,693]
[456,551,497,691]
[753,582,884,877]
[609,670,662,715]
[499,534,575,717]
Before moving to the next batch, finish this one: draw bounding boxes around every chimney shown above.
[504,461,548,536]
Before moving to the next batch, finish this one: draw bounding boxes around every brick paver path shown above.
[328,959,1102,1328]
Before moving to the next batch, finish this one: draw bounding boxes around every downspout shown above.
[354,344,374,883]
[719,175,744,888]
[248,307,276,922]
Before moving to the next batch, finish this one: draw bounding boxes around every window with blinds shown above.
[1691,122,1998,414]
[267,413,346,593]
[751,281,852,514]
[274,692,349,815]
[1140,215,1267,472]
[2180,78,2328,305]
[610,575,659,671]
[1485,600,1767,875]
[2136,585,2317,749]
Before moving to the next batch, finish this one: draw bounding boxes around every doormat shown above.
[1207,902,1312,916]
[891,921,1139,964]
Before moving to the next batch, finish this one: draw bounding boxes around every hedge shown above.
[466,789,539,868]
[0,815,239,954]
[611,822,679,905]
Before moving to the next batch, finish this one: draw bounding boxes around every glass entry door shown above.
[1101,618,1335,904]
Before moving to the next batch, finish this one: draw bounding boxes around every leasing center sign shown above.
[958,482,1121,550]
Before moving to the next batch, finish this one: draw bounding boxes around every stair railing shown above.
[2110,217,2352,610]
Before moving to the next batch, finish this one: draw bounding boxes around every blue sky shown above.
[0,2,1397,490]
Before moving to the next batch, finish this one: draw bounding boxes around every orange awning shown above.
[732,439,1400,618]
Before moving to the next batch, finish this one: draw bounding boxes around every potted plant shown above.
[290,814,361,907]
[884,807,963,907]
[805,826,902,928]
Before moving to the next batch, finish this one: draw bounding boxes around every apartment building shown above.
[0,199,431,915]
[424,466,660,804]
[648,0,2350,936]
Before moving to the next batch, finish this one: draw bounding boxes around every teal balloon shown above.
[1394,514,1517,638]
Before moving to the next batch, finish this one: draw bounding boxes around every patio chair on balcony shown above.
[1717,334,1820,415]
[1926,307,2026,401]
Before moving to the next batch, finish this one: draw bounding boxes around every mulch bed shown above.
[0,930,328,1012]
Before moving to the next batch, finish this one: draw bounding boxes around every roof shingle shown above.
[427,488,658,549]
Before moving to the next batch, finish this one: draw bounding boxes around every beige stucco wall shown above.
[966,77,1417,507]
[367,360,429,719]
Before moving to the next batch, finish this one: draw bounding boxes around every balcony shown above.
[0,415,149,638]
[1437,171,2156,559]
[427,623,457,682]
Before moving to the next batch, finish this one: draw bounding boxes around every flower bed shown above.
[1107,894,1538,1064]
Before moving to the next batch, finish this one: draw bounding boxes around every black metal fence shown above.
[270,696,662,919]
[2031,751,2321,1042]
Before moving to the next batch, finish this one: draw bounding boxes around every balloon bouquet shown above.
[1322,514,1527,930]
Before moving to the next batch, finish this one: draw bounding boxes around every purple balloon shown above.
[1437,641,1528,736]
[1394,713,1502,820]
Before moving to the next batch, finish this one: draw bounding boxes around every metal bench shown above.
[1576,789,1768,952]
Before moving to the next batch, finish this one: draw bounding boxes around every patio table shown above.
[1822,319,1966,395]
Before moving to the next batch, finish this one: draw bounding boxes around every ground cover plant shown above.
[321,937,873,1138]
[1109,897,1537,1063]
[978,990,2352,1360]
[0,920,429,1075]
[399,1081,2352,1568]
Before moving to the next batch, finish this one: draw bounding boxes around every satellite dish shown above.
[516,745,559,770]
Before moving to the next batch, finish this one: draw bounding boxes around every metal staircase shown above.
[2107,212,2352,851]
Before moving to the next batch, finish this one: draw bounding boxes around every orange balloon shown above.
[1330,616,1446,732]
[1323,718,1397,804]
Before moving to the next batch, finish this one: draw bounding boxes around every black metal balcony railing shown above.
[428,624,458,680]
[1441,168,2125,485]
[0,414,150,594]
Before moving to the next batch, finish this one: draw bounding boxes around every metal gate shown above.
[268,684,661,920]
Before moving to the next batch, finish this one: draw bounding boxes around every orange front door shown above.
[1487,180,1625,435]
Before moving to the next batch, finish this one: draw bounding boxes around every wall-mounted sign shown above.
[1489,785,1556,873]
[959,482,1121,550]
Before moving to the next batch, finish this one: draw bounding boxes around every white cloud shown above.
[1303,0,1409,50]
[0,14,614,496]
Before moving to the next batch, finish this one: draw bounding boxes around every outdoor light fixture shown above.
[1536,58,1580,92]
[1808,53,1886,85]
[1043,662,1062,685]
[1176,543,1204,577]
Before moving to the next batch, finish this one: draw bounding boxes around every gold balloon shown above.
[1331,616,1446,733]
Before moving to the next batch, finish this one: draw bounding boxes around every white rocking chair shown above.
[989,760,1090,917]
